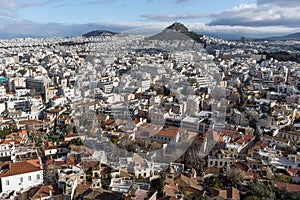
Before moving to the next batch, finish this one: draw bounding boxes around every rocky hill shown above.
[82,30,118,37]
[148,22,203,43]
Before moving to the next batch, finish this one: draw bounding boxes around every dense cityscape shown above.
[0,21,299,200]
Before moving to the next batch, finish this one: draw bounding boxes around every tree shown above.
[136,175,146,183]
[180,186,186,196]
[227,168,244,187]
[69,138,83,146]
[188,77,197,86]
[73,126,78,133]
[124,196,132,200]
[272,185,298,200]
[163,86,171,96]
[150,172,166,198]
[243,182,275,200]
[274,173,291,183]
[101,174,111,189]
[65,125,72,134]
[0,123,19,137]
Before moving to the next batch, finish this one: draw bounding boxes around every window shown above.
[28,176,31,181]
[6,180,9,185]
[37,174,40,180]
[20,177,23,182]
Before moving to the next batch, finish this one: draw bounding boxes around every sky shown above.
[0,0,300,39]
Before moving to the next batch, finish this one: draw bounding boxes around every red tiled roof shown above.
[221,129,238,137]
[21,129,27,135]
[0,140,13,145]
[157,127,179,137]
[132,119,140,124]
[32,185,63,198]
[76,184,91,189]
[274,181,300,193]
[236,134,255,145]
[53,96,63,99]
[287,168,300,176]
[158,196,180,200]
[18,120,43,124]
[0,159,42,177]
[263,135,289,143]
[45,146,57,150]
[252,141,269,150]
[164,183,179,198]
[232,162,249,172]
[205,167,223,174]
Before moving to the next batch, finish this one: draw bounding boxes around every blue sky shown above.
[0,0,300,39]
[18,0,253,24]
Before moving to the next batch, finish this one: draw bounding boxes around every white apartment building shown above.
[137,79,151,92]
[180,116,200,132]
[99,76,114,94]
[149,107,168,125]
[0,140,14,158]
[0,85,6,101]
[185,97,201,116]
[15,87,29,97]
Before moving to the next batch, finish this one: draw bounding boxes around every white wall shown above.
[1,170,43,193]
[45,148,58,156]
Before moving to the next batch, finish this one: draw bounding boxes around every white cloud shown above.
[208,1,300,27]
[0,0,58,18]
[143,0,300,28]
[0,0,19,9]
[0,10,16,17]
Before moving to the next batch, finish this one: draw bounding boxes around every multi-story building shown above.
[99,76,114,94]
[180,116,200,132]
[0,140,14,159]
[208,149,235,168]
[149,106,168,125]
[136,79,151,92]
[25,77,50,102]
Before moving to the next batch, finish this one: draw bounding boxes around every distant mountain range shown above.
[242,32,300,42]
[81,23,300,42]
[82,30,118,37]
[266,32,300,41]
[147,22,203,43]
